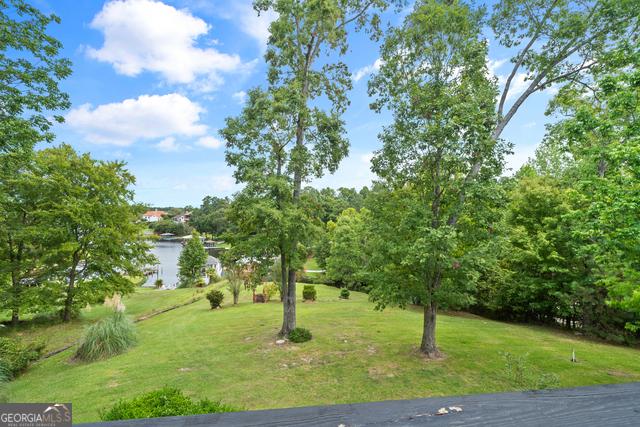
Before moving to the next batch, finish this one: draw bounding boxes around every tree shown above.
[326,208,370,290]
[544,42,640,332]
[225,265,244,305]
[0,0,71,157]
[190,196,230,237]
[0,0,71,325]
[223,0,391,336]
[367,0,507,356]
[178,233,208,288]
[33,145,152,322]
[151,219,192,237]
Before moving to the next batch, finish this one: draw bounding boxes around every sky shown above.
[33,0,558,207]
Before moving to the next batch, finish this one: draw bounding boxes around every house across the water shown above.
[142,210,167,222]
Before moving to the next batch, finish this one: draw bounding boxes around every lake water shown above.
[144,241,222,289]
[144,241,183,289]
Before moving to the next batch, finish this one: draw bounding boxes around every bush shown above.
[262,283,278,301]
[75,311,137,362]
[302,285,316,301]
[100,387,238,421]
[206,290,224,309]
[0,337,44,379]
[288,327,312,343]
[340,288,350,299]
[154,279,163,289]
[207,269,221,283]
[195,277,206,288]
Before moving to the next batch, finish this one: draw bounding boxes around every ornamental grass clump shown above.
[75,311,137,362]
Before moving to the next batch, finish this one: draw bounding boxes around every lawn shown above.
[0,286,210,353]
[5,284,640,423]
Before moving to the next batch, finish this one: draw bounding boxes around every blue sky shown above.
[36,0,556,207]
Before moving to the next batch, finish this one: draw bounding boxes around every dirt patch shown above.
[607,370,636,378]
[107,381,119,388]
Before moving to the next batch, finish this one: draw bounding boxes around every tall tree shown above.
[544,42,640,331]
[0,0,71,325]
[34,145,152,322]
[326,207,370,290]
[367,0,506,356]
[224,0,391,336]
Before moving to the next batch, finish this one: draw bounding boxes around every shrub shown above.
[288,327,312,343]
[340,288,350,299]
[0,337,44,379]
[262,283,278,301]
[154,279,164,289]
[74,311,137,362]
[206,290,224,309]
[100,387,238,421]
[195,277,206,288]
[207,269,222,283]
[302,285,316,301]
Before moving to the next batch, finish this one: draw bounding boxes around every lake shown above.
[144,241,222,289]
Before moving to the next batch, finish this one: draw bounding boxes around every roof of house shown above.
[143,210,166,217]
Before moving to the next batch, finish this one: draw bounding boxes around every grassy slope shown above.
[0,287,209,353]
[7,285,640,423]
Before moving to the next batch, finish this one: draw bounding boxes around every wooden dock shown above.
[82,382,640,426]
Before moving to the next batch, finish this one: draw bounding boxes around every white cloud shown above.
[87,0,243,89]
[155,137,182,152]
[523,121,537,129]
[232,90,247,105]
[66,93,207,146]
[487,58,507,77]
[197,135,223,149]
[360,152,374,164]
[353,58,383,82]
[235,2,277,51]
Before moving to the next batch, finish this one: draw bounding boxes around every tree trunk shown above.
[233,293,238,305]
[280,268,297,336]
[420,300,439,357]
[10,272,20,327]
[62,258,78,323]
[280,252,286,302]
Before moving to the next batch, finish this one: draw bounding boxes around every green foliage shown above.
[0,0,72,156]
[288,327,312,343]
[302,285,316,301]
[154,279,163,289]
[151,219,192,237]
[207,269,221,284]
[178,233,208,288]
[27,145,153,322]
[225,267,243,305]
[206,290,224,309]
[74,311,137,362]
[340,289,350,300]
[501,352,560,391]
[0,337,44,379]
[262,283,278,301]
[99,387,238,421]
[190,196,230,236]
[326,208,370,290]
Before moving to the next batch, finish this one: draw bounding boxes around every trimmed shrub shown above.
[288,327,312,343]
[340,288,350,299]
[154,279,164,289]
[262,283,278,301]
[100,387,238,421]
[206,290,224,309]
[302,285,316,301]
[74,311,137,362]
[0,337,44,379]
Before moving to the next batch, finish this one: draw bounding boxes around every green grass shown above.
[6,285,640,423]
[0,287,210,353]
[74,312,137,362]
